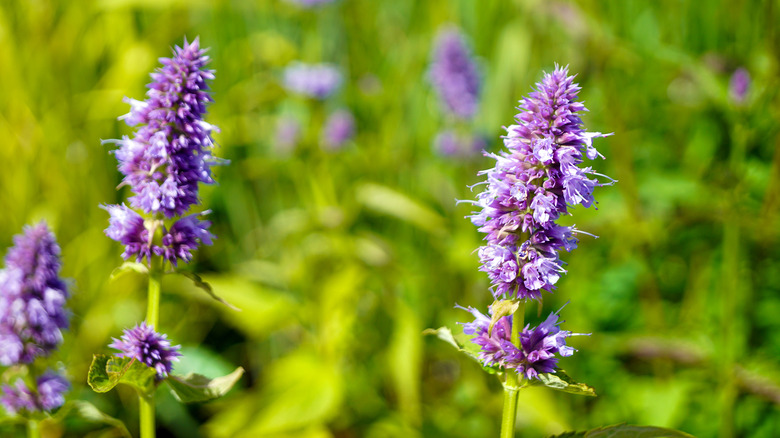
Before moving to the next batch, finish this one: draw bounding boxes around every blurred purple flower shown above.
[283,62,342,99]
[433,130,485,158]
[465,65,614,299]
[321,109,355,150]
[285,0,336,8]
[429,28,481,120]
[729,68,750,104]
[459,305,583,379]
[274,116,301,154]
[103,38,219,267]
[1,371,69,414]
[0,223,68,365]
[110,322,181,378]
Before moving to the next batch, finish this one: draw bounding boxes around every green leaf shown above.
[88,354,120,393]
[529,370,597,397]
[489,299,519,336]
[109,262,148,281]
[177,271,240,311]
[54,400,131,437]
[87,354,157,395]
[423,326,501,375]
[547,423,695,438]
[166,367,244,403]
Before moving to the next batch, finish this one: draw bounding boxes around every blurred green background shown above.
[0,0,779,436]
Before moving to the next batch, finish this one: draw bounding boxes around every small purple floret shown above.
[110,322,181,378]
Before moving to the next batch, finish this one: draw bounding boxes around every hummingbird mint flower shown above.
[0,223,69,365]
[459,305,583,380]
[282,62,342,99]
[110,322,182,378]
[466,65,613,300]
[429,28,481,120]
[103,37,220,267]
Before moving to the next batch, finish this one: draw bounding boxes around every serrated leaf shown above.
[88,354,120,393]
[55,400,131,437]
[88,354,157,395]
[109,262,148,281]
[547,423,695,438]
[529,370,597,397]
[177,271,240,311]
[423,326,501,375]
[166,367,244,403]
[489,299,519,336]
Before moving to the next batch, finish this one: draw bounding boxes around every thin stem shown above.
[146,256,164,328]
[499,300,526,438]
[141,256,164,438]
[27,419,40,438]
[139,395,155,438]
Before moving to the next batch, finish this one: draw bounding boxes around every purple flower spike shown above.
[465,65,613,299]
[104,37,222,267]
[429,28,481,120]
[0,223,69,365]
[110,322,181,378]
[108,37,218,219]
[321,109,355,150]
[283,62,342,99]
[458,305,584,379]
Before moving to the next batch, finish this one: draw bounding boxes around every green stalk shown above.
[500,300,525,438]
[140,256,164,438]
[27,419,40,438]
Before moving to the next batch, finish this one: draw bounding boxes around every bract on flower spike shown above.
[467,65,614,300]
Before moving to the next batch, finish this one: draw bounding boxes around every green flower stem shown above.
[141,256,164,438]
[27,419,39,438]
[500,300,526,438]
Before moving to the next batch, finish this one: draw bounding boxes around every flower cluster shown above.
[110,322,181,378]
[468,65,613,300]
[460,306,582,380]
[321,109,355,150]
[1,372,69,414]
[103,37,218,267]
[0,223,69,365]
[429,28,481,120]
[282,62,342,99]
[0,223,70,414]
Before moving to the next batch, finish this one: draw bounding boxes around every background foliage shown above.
[0,0,779,436]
